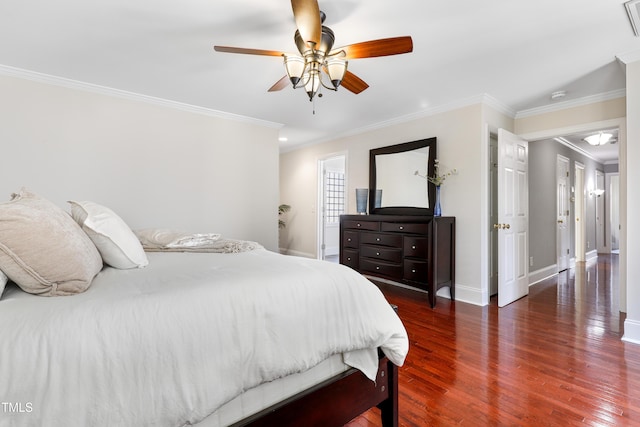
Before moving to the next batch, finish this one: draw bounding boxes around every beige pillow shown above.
[68,201,148,269]
[0,189,103,296]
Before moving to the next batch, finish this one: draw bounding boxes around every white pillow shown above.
[68,201,148,269]
[0,270,7,300]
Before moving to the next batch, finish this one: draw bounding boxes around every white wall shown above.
[0,74,281,251]
[623,59,640,344]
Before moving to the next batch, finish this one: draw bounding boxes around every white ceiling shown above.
[0,0,638,152]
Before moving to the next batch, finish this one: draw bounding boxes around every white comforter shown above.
[0,249,408,427]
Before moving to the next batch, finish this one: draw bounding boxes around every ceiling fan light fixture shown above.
[284,55,305,86]
[584,132,613,146]
[304,68,321,101]
[326,58,348,88]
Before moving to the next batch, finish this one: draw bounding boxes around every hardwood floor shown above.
[347,254,640,426]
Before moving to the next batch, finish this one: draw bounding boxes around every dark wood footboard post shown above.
[378,358,399,427]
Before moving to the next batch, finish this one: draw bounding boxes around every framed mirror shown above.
[369,137,437,215]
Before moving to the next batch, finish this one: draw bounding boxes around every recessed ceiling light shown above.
[551,91,566,100]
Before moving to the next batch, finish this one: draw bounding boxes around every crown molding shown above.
[480,94,517,118]
[0,64,283,129]
[282,93,513,153]
[514,89,626,119]
[553,136,599,163]
[617,48,640,64]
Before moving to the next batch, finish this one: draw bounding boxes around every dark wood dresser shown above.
[339,214,455,308]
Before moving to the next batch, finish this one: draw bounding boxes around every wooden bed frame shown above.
[231,354,398,427]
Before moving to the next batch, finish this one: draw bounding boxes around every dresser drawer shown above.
[343,231,359,248]
[360,232,402,247]
[341,249,359,269]
[342,220,379,231]
[361,245,402,263]
[404,236,429,258]
[360,258,402,277]
[404,260,428,283]
[380,222,429,234]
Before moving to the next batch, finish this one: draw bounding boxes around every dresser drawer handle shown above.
[376,238,381,242]
[347,257,352,261]
[399,226,404,230]
[376,266,380,270]
[376,252,380,256]
[412,269,416,273]
[357,223,361,227]
[347,238,352,242]
[411,245,416,250]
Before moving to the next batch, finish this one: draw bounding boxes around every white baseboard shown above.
[450,283,486,306]
[623,318,640,345]
[362,276,485,306]
[279,248,315,258]
[529,264,558,286]
[586,249,598,262]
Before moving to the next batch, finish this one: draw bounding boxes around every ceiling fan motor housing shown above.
[295,26,335,56]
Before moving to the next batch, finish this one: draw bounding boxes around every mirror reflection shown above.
[375,147,430,208]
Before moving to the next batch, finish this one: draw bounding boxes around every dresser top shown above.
[341,214,453,222]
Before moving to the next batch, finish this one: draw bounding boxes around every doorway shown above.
[317,154,346,261]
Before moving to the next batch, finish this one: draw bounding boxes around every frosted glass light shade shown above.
[284,55,305,86]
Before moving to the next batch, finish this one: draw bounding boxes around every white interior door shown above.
[490,134,499,296]
[596,170,606,253]
[497,129,529,307]
[608,174,620,251]
[574,163,585,262]
[557,155,570,271]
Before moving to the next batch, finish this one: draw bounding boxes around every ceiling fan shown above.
[213,0,413,102]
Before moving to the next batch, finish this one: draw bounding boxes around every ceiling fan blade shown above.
[268,76,291,92]
[291,0,322,47]
[341,71,369,94]
[214,46,285,57]
[333,36,413,59]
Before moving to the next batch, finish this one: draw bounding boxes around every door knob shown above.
[558,220,564,224]
[493,223,511,230]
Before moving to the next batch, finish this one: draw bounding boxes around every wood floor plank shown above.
[346,254,640,426]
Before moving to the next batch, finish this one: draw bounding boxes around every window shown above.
[325,171,345,224]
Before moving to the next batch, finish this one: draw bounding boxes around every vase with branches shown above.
[414,160,456,216]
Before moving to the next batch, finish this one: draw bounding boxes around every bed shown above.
[0,190,409,427]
